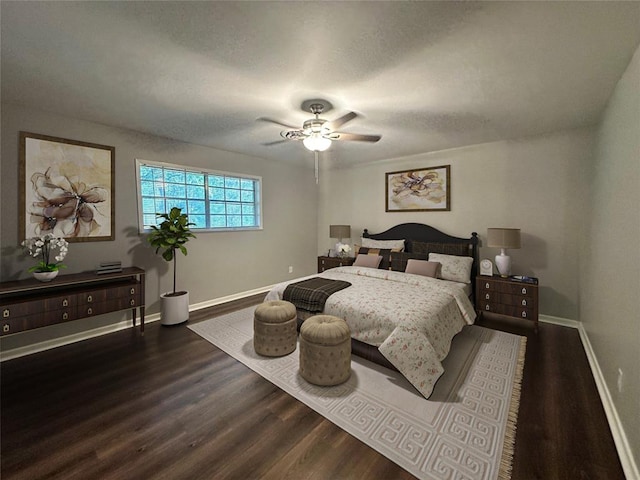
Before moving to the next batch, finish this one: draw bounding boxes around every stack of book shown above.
[96,261,123,275]
[509,275,538,284]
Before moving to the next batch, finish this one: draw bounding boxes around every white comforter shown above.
[265,265,476,398]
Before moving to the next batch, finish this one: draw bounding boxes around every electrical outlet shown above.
[288,266,293,274]
[617,368,624,393]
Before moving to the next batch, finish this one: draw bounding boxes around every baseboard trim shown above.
[540,314,638,479]
[539,313,580,328]
[576,321,639,479]
[0,314,159,362]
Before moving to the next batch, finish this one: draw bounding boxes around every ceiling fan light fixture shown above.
[303,133,331,152]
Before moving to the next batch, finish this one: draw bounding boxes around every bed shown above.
[265,223,479,398]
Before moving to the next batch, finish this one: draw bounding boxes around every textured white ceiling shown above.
[2,1,639,167]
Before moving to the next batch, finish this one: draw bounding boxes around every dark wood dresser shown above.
[0,267,145,336]
[475,275,539,331]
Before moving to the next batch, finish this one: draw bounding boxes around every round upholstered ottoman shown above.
[253,300,297,357]
[299,315,351,386]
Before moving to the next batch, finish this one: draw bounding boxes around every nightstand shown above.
[317,256,355,273]
[476,275,539,332]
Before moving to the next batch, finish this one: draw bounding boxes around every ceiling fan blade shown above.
[261,139,289,146]
[257,116,300,130]
[325,111,358,131]
[331,132,381,143]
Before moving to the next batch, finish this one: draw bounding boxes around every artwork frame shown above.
[19,132,116,242]
[385,165,451,212]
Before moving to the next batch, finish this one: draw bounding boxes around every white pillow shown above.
[353,254,383,269]
[405,260,441,278]
[360,237,405,251]
[428,253,473,283]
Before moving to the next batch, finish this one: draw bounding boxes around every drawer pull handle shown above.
[522,311,527,318]
[521,287,527,295]
[485,293,490,300]
[130,288,136,295]
[63,299,69,307]
[522,299,527,306]
[485,282,490,289]
[87,295,93,302]
[3,324,9,333]
[63,312,69,320]
[485,305,490,311]
[130,299,135,306]
[3,309,9,318]
[87,308,93,315]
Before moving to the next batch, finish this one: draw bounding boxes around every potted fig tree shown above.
[147,207,196,325]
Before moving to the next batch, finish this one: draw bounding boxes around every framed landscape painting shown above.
[19,132,115,242]
[385,165,451,212]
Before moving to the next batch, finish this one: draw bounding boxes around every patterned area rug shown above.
[189,307,526,480]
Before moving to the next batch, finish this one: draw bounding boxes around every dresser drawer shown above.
[110,284,142,299]
[2,293,76,319]
[44,294,77,310]
[42,307,78,323]
[76,289,108,305]
[2,299,46,319]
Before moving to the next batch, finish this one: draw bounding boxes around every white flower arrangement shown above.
[21,234,69,272]
[336,243,352,257]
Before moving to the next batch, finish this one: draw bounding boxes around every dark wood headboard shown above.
[363,223,479,296]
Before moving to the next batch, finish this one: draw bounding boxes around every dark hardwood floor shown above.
[1,295,625,480]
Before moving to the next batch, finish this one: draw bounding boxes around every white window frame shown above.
[135,159,263,233]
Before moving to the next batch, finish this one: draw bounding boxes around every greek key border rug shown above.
[189,307,526,480]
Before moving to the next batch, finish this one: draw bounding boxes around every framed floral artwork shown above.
[19,132,115,242]
[385,165,451,212]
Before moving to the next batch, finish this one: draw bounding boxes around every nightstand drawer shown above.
[480,291,534,306]
[479,279,534,296]
[478,301,535,319]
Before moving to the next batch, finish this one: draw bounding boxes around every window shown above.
[135,159,262,232]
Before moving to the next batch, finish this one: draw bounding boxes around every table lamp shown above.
[330,225,351,257]
[487,228,521,276]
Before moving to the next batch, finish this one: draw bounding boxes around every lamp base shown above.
[494,253,511,277]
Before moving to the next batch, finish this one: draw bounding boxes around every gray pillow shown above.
[405,259,441,278]
[353,254,383,269]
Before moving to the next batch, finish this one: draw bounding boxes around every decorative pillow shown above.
[405,260,441,278]
[353,254,383,269]
[358,247,392,269]
[428,253,474,283]
[389,251,428,272]
[361,237,405,252]
[411,241,470,257]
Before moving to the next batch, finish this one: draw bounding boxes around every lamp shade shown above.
[330,225,351,239]
[487,228,521,249]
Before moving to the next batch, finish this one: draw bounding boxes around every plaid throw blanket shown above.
[283,277,352,313]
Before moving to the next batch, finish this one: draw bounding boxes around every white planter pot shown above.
[33,271,59,282]
[160,291,190,326]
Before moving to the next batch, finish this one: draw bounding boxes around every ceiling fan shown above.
[259,100,381,152]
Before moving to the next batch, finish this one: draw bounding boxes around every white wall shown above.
[1,104,319,351]
[581,45,640,472]
[318,128,594,320]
